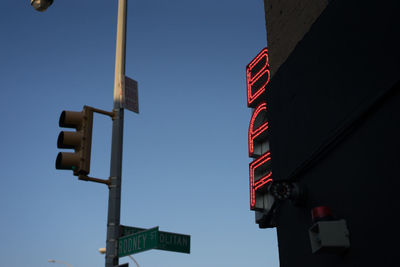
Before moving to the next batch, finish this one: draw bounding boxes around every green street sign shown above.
[120,226,146,236]
[121,225,190,254]
[118,226,159,257]
[158,230,190,254]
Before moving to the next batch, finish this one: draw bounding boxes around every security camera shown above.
[270,181,307,205]
[30,0,53,12]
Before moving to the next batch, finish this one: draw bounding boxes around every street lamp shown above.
[98,248,140,267]
[48,259,74,267]
[31,0,53,11]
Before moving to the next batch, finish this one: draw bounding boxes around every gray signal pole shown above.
[30,1,129,266]
[106,0,127,266]
[31,1,129,265]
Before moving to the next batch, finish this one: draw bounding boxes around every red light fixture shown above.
[311,206,333,222]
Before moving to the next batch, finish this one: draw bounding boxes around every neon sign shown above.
[246,48,270,108]
[248,102,268,157]
[246,48,273,210]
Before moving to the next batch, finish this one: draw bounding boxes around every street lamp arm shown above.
[48,259,74,267]
[128,255,140,267]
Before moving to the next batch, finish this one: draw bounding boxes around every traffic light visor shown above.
[57,131,82,149]
[56,152,80,171]
[59,111,84,128]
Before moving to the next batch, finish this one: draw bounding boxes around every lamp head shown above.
[31,0,53,12]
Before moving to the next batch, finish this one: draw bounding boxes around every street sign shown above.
[121,225,190,254]
[158,230,190,254]
[118,226,159,257]
[121,226,145,236]
[122,76,139,113]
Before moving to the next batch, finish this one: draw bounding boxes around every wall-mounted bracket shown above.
[79,175,111,186]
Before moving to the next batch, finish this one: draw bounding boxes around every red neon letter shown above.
[249,151,273,210]
[246,48,270,107]
[248,102,269,158]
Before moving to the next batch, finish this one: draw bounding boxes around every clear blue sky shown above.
[0,1,278,266]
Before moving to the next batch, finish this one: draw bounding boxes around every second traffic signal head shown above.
[56,106,93,176]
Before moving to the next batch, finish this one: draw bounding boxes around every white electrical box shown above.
[309,219,350,253]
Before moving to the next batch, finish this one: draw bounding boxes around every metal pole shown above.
[106,0,127,266]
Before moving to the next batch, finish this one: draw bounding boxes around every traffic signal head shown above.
[56,106,93,176]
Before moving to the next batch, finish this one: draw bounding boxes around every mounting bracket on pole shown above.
[85,106,116,119]
[79,175,111,186]
[75,106,116,187]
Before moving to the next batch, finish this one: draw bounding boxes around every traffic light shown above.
[56,106,93,176]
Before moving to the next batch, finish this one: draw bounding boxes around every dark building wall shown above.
[265,0,400,266]
[263,0,328,76]
[268,0,400,183]
[276,83,400,266]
